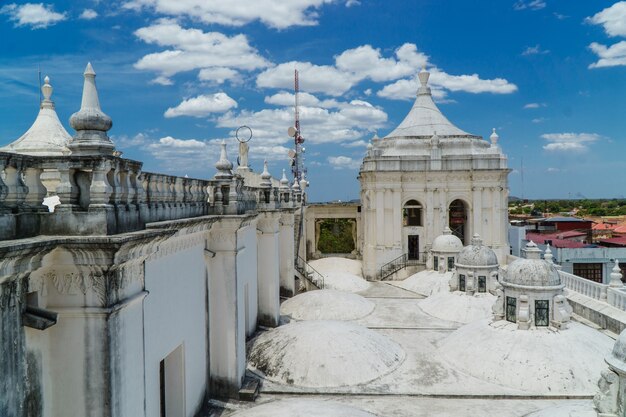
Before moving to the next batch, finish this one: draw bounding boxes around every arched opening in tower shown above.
[449,199,468,244]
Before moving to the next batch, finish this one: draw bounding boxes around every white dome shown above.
[438,319,613,394]
[229,399,380,417]
[431,227,463,253]
[456,234,498,267]
[419,292,495,324]
[607,327,626,374]
[504,242,560,287]
[248,320,405,388]
[280,290,375,321]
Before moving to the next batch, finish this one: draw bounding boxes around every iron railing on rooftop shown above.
[295,255,325,290]
[378,252,424,281]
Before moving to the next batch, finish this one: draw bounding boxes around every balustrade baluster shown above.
[91,160,113,206]
[55,163,79,208]
[0,157,8,211]
[23,166,46,209]
[3,161,28,208]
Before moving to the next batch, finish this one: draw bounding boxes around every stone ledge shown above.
[566,289,626,335]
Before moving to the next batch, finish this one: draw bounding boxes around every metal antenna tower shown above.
[288,69,307,183]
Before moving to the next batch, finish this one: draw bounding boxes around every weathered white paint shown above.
[144,242,207,417]
[256,212,280,327]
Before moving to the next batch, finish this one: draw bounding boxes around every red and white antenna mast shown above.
[289,69,306,183]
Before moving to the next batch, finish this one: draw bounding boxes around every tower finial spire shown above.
[68,62,115,155]
[417,68,431,96]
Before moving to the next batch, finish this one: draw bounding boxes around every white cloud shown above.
[377,77,449,101]
[257,61,355,96]
[112,132,150,148]
[524,102,546,109]
[257,42,515,100]
[327,156,361,170]
[532,117,547,123]
[123,0,343,29]
[522,44,550,56]
[588,41,626,68]
[514,0,546,11]
[541,132,601,152]
[587,2,626,37]
[341,140,368,148]
[335,43,428,82]
[151,75,174,86]
[79,9,98,20]
[217,99,387,149]
[134,20,270,80]
[0,3,66,29]
[264,91,340,108]
[146,136,216,172]
[346,0,360,6]
[198,67,240,84]
[164,93,238,118]
[546,167,561,173]
[429,69,518,94]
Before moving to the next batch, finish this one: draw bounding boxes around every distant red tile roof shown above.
[593,223,616,231]
[614,225,626,234]
[525,232,587,248]
[599,237,626,247]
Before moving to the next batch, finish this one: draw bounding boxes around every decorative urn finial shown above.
[490,128,499,145]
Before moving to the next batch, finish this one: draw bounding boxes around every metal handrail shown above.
[379,252,425,281]
[295,255,325,289]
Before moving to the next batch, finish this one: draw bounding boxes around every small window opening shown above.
[478,276,487,293]
[506,296,517,323]
[535,300,549,327]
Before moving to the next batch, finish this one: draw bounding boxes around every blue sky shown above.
[1,0,625,202]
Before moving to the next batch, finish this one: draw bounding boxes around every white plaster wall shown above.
[144,242,207,417]
[237,224,258,336]
[360,171,509,279]
[109,298,145,417]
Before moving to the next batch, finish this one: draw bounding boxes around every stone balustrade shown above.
[0,151,300,240]
[608,287,626,310]
[560,270,608,301]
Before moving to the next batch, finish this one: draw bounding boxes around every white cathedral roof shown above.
[1,76,71,156]
[386,69,476,139]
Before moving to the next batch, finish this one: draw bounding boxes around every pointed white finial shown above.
[544,243,554,263]
[215,140,234,180]
[443,226,452,235]
[292,178,301,192]
[68,62,115,155]
[610,259,624,287]
[490,128,499,145]
[279,168,290,191]
[259,160,272,188]
[41,75,53,109]
[80,62,101,110]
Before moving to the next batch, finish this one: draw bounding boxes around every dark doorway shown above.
[408,235,419,260]
[449,200,468,244]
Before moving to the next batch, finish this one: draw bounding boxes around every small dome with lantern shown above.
[456,234,498,268]
[503,241,560,288]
